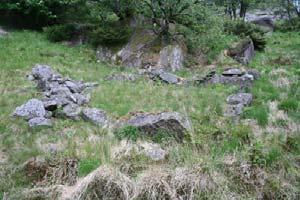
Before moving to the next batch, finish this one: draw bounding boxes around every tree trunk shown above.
[239,1,249,20]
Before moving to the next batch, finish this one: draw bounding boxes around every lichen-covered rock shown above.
[227,93,253,106]
[124,112,191,140]
[82,108,110,128]
[158,45,185,71]
[28,117,52,127]
[32,64,56,80]
[62,103,82,120]
[13,99,46,120]
[228,39,255,65]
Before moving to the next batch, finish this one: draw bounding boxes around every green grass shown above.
[0,29,299,199]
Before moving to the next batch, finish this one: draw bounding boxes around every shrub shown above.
[224,20,267,51]
[89,23,132,47]
[43,24,78,42]
[276,18,300,32]
[115,126,140,141]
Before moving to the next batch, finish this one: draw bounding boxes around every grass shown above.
[0,29,299,199]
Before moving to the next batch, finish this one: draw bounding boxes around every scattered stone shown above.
[149,68,183,84]
[228,38,255,65]
[222,68,244,76]
[227,93,253,106]
[82,108,110,128]
[13,99,46,120]
[105,73,139,82]
[62,104,82,120]
[123,112,191,141]
[28,117,52,128]
[158,45,185,71]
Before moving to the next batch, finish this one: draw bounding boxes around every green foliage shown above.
[115,126,140,141]
[276,18,300,32]
[89,23,132,46]
[278,98,299,112]
[224,20,267,51]
[43,24,77,42]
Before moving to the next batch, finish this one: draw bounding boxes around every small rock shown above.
[68,93,89,105]
[62,104,82,120]
[32,64,55,80]
[82,108,110,128]
[124,112,191,141]
[227,93,253,106]
[247,69,260,80]
[28,117,52,127]
[150,69,182,84]
[13,99,46,120]
[139,142,167,161]
[64,80,85,93]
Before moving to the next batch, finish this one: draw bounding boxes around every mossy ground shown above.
[0,30,299,199]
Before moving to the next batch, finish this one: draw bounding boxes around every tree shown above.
[138,0,201,44]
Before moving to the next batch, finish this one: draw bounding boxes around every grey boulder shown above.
[149,69,182,84]
[222,68,244,76]
[158,45,185,71]
[227,93,253,106]
[32,64,55,80]
[124,112,191,141]
[28,117,52,127]
[13,99,46,120]
[82,108,110,128]
[62,103,82,120]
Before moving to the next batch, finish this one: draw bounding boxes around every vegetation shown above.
[0,1,300,199]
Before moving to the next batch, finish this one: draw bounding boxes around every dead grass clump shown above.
[64,165,135,200]
[171,166,215,200]
[135,167,175,200]
[22,185,64,200]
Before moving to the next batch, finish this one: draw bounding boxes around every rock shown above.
[227,93,253,106]
[228,39,255,65]
[43,100,58,111]
[32,64,55,80]
[124,112,191,140]
[224,104,245,117]
[0,27,8,37]
[213,74,254,89]
[222,68,244,76]
[139,142,167,161]
[82,108,110,128]
[64,80,85,93]
[105,73,139,82]
[96,46,114,62]
[13,99,46,120]
[158,45,185,71]
[247,69,260,80]
[252,17,275,32]
[62,104,82,120]
[149,69,182,84]
[68,93,89,105]
[28,117,52,127]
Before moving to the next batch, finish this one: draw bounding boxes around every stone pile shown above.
[14,64,98,127]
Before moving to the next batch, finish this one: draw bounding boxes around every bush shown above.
[224,20,267,51]
[44,24,77,42]
[89,22,132,47]
[276,19,300,32]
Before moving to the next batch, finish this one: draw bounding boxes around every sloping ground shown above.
[0,31,299,199]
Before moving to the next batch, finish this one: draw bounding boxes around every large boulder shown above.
[228,39,255,65]
[82,108,110,128]
[251,17,275,32]
[158,45,185,71]
[123,112,191,141]
[32,64,56,80]
[13,99,46,120]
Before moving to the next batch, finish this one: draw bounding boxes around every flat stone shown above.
[13,99,46,120]
[82,108,110,128]
[68,93,89,106]
[227,93,253,106]
[149,69,182,84]
[124,112,191,141]
[28,117,52,127]
[64,80,85,93]
[222,68,244,76]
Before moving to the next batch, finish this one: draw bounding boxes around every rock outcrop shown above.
[252,17,275,32]
[227,38,255,65]
[82,108,110,128]
[158,45,185,71]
